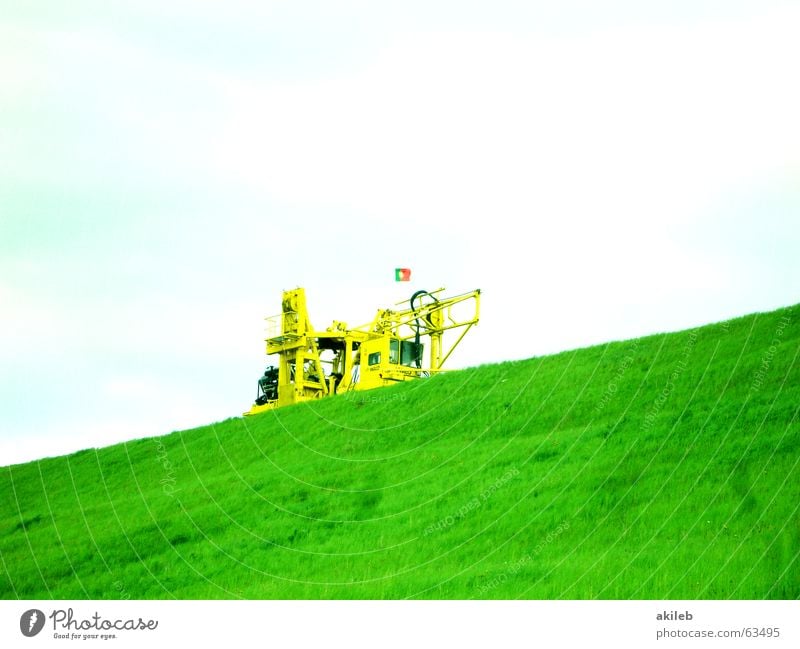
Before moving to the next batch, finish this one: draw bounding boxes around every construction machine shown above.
[245,287,481,414]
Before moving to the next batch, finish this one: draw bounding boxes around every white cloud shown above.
[209,12,800,222]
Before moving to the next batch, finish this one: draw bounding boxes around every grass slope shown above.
[1,304,799,599]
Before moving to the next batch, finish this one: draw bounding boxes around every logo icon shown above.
[20,609,45,637]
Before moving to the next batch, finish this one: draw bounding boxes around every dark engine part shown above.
[255,366,279,405]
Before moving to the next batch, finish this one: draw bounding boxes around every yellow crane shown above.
[245,287,481,414]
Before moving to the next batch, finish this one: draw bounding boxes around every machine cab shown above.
[359,337,424,389]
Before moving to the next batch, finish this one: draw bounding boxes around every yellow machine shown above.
[245,287,481,414]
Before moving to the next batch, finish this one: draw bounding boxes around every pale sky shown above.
[1,1,799,467]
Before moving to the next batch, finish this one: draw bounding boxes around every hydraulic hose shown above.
[410,290,438,368]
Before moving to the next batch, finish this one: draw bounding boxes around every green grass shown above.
[2,304,799,599]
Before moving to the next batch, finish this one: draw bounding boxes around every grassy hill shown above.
[1,304,798,599]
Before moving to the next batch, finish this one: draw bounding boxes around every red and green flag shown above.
[395,268,411,282]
